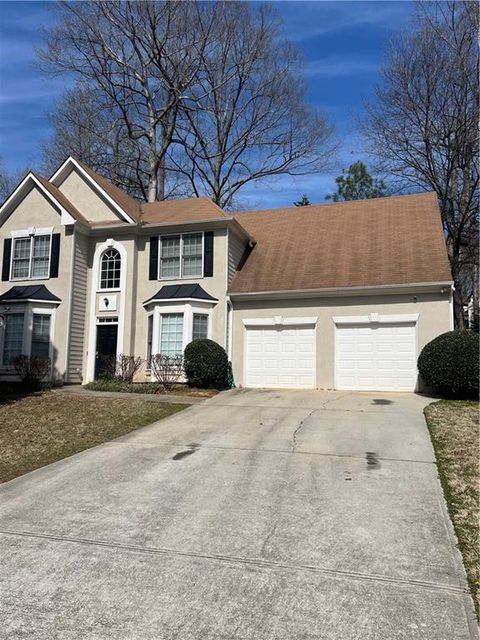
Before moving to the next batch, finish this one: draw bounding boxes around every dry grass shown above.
[425,400,479,617]
[0,390,187,484]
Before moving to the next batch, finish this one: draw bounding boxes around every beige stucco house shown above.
[0,157,453,391]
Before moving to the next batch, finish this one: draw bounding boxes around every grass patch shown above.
[0,390,187,483]
[83,378,218,398]
[424,400,479,617]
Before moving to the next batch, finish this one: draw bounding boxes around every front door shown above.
[95,324,118,379]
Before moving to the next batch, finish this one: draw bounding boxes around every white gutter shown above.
[228,281,454,300]
[225,295,233,360]
[449,284,455,330]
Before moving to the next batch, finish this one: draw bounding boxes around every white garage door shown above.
[245,325,316,388]
[335,322,417,391]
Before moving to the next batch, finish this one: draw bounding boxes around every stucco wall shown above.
[57,168,122,223]
[231,292,452,389]
[133,228,229,359]
[0,185,74,381]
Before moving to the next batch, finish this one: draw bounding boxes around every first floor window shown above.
[160,313,184,356]
[146,315,153,366]
[31,314,51,359]
[12,235,51,279]
[3,313,24,365]
[192,313,208,340]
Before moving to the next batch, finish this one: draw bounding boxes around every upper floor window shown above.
[100,248,121,290]
[160,233,203,279]
[12,235,51,280]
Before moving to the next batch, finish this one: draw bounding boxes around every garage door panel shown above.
[336,322,417,392]
[245,325,315,388]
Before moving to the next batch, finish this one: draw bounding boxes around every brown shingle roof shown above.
[229,192,452,294]
[34,174,90,226]
[76,160,142,222]
[140,197,228,224]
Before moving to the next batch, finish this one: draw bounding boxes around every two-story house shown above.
[0,157,453,391]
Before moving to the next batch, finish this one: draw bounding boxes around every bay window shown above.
[12,234,51,280]
[145,303,213,365]
[2,313,24,365]
[31,314,51,358]
[159,313,184,356]
[159,233,203,279]
[1,307,54,369]
[192,313,208,340]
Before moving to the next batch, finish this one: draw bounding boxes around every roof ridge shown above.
[233,191,437,216]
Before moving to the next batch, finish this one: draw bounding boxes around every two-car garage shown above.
[243,314,419,392]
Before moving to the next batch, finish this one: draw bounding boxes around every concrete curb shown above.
[51,385,208,405]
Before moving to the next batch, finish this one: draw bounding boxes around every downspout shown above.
[449,284,455,331]
[225,295,233,360]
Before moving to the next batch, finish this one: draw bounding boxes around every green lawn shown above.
[424,400,479,617]
[0,390,187,483]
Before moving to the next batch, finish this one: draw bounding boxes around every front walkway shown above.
[52,384,206,404]
[0,389,476,639]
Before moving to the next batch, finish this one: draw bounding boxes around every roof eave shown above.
[228,281,454,300]
[143,296,218,307]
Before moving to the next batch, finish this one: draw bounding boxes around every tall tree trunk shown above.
[453,285,465,329]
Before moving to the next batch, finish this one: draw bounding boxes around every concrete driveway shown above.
[0,389,476,639]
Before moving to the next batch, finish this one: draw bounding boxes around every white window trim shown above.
[332,313,419,325]
[86,239,127,382]
[150,301,213,359]
[10,230,53,282]
[97,247,122,292]
[158,232,204,281]
[0,303,56,369]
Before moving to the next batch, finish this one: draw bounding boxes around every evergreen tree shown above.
[326,161,386,202]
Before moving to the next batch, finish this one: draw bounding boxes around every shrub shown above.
[150,354,184,392]
[12,355,51,390]
[115,354,144,382]
[418,330,479,398]
[184,339,228,389]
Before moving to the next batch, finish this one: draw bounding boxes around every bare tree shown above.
[172,3,335,208]
[39,1,217,201]
[40,2,335,207]
[0,159,31,202]
[362,1,479,328]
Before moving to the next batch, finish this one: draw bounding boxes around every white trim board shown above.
[333,313,419,325]
[243,316,318,327]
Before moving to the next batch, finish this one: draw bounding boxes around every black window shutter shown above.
[2,238,12,281]
[149,236,159,280]
[204,232,214,277]
[49,233,61,278]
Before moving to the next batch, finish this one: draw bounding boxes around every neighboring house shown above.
[0,157,453,392]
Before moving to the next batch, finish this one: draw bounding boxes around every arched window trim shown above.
[99,248,121,291]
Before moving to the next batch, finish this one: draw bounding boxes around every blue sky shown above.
[0,0,415,208]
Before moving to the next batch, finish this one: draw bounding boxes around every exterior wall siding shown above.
[67,229,89,382]
[227,228,246,286]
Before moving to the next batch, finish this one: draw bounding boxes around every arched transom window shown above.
[100,248,121,290]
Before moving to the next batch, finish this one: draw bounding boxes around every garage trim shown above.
[333,313,419,325]
[243,316,318,327]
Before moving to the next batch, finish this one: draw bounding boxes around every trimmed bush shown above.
[184,339,229,389]
[418,330,479,398]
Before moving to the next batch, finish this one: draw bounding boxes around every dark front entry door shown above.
[95,324,118,379]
